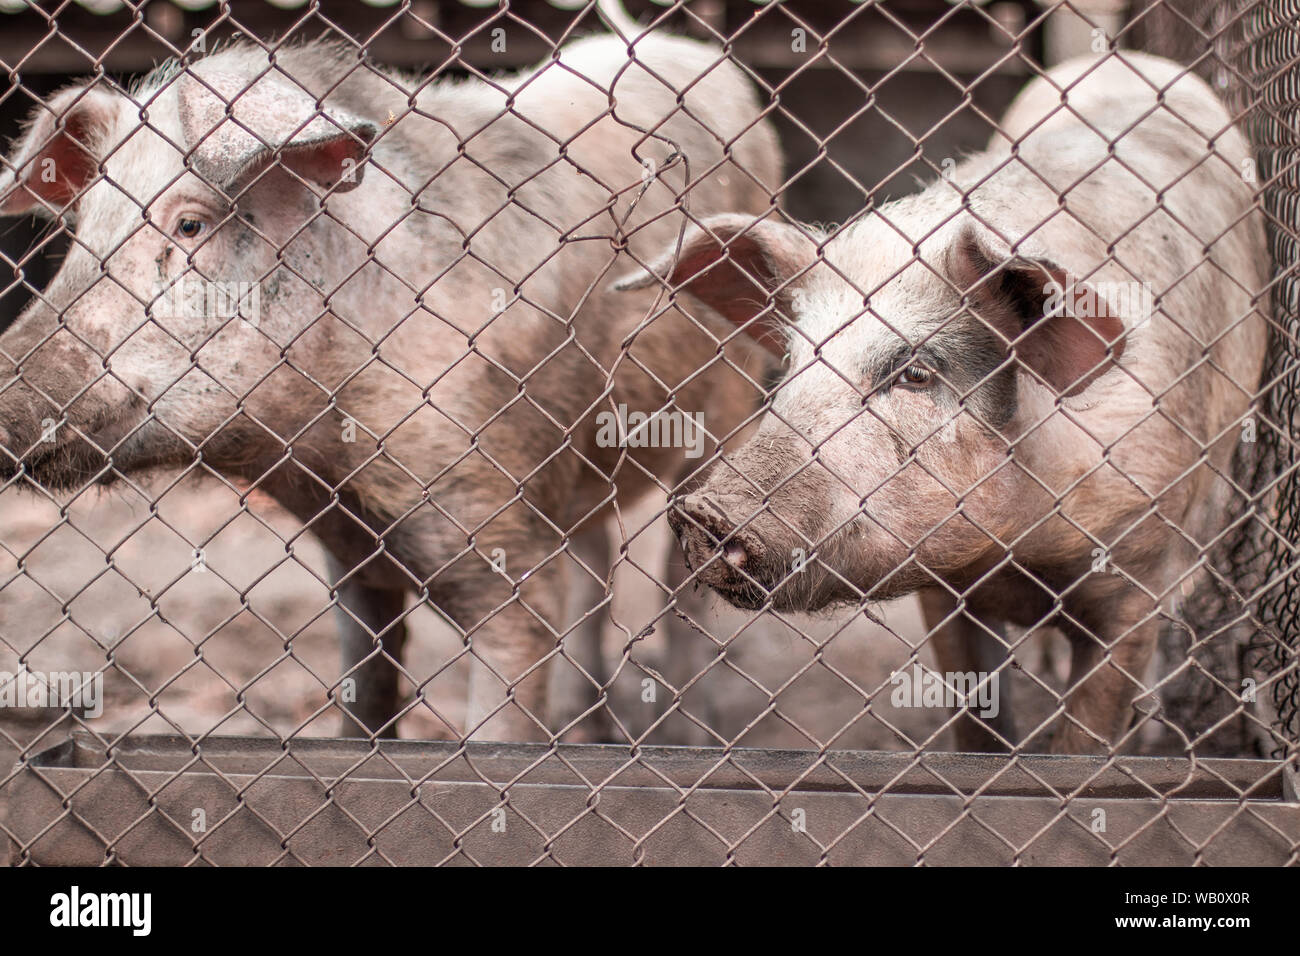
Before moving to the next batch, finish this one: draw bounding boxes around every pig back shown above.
[314,34,780,522]
[963,54,1268,555]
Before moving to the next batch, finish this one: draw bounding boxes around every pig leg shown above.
[1052,593,1161,754]
[549,522,615,742]
[658,550,721,745]
[328,552,410,738]
[918,587,1016,752]
[435,544,565,742]
[461,603,560,742]
[329,554,409,738]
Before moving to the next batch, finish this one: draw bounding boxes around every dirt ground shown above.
[0,473,1108,775]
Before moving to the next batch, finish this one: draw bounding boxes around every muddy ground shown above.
[0,474,1142,777]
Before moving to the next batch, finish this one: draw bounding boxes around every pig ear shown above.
[0,84,117,216]
[951,226,1127,397]
[613,213,819,355]
[179,71,379,198]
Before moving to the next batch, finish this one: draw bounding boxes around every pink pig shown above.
[621,53,1269,753]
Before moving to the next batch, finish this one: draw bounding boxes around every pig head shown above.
[0,67,377,497]
[627,212,1130,611]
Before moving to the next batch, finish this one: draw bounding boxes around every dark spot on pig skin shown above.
[231,222,259,259]
[869,318,1018,437]
[260,269,285,302]
[154,247,173,283]
[934,318,1018,431]
[1160,232,1187,276]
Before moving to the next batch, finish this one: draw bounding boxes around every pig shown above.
[622,53,1269,754]
[0,7,780,741]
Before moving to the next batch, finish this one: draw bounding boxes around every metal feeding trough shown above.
[4,732,1297,865]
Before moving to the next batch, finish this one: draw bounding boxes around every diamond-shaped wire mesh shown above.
[0,0,1295,866]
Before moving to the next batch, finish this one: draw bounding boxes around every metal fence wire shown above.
[0,0,1297,866]
[1135,0,1300,760]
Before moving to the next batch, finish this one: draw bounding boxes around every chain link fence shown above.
[0,0,1296,865]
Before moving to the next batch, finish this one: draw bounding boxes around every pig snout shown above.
[669,492,797,610]
[0,345,146,490]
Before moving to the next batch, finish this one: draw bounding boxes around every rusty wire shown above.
[0,0,1295,866]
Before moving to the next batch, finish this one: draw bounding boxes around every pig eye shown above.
[174,217,207,241]
[896,365,935,389]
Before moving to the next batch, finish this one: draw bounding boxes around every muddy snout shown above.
[669,492,796,609]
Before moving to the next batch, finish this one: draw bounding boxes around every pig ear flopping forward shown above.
[0,83,118,217]
[951,225,1127,398]
[178,69,379,199]
[612,213,819,355]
